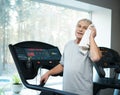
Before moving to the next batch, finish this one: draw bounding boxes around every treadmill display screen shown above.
[16,47,61,61]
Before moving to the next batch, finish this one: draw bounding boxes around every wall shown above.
[92,8,111,48]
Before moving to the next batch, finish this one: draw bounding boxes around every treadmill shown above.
[9,41,77,95]
[93,47,120,95]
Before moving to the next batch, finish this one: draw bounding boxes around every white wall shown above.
[92,8,111,48]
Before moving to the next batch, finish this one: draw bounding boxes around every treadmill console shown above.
[9,41,62,80]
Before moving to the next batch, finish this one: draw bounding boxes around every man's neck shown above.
[75,38,81,44]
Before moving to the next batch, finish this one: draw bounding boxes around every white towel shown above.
[79,24,94,54]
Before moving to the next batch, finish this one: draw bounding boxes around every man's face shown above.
[75,21,90,40]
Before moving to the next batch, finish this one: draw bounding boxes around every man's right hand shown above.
[40,71,50,84]
[40,64,63,85]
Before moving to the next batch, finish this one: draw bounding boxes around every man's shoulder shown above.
[65,40,74,46]
[64,40,74,49]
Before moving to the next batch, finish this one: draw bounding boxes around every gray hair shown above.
[78,18,92,25]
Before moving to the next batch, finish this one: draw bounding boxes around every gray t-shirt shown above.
[60,40,93,95]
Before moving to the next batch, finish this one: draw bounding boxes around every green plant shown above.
[12,74,21,85]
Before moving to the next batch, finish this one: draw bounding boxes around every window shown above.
[0,0,91,90]
[0,0,91,76]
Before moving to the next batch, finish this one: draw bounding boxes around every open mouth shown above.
[77,32,83,36]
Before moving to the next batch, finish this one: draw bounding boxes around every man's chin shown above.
[76,37,82,41]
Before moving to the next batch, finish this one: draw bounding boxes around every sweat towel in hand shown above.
[79,24,94,54]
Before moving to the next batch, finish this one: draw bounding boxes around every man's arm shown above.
[48,64,63,75]
[40,64,63,83]
[89,27,102,62]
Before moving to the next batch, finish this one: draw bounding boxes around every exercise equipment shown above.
[9,41,77,95]
[93,47,120,95]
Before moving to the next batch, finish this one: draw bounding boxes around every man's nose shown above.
[79,28,83,32]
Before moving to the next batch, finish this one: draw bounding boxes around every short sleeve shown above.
[59,52,64,66]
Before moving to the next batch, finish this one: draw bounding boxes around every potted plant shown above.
[11,74,23,94]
